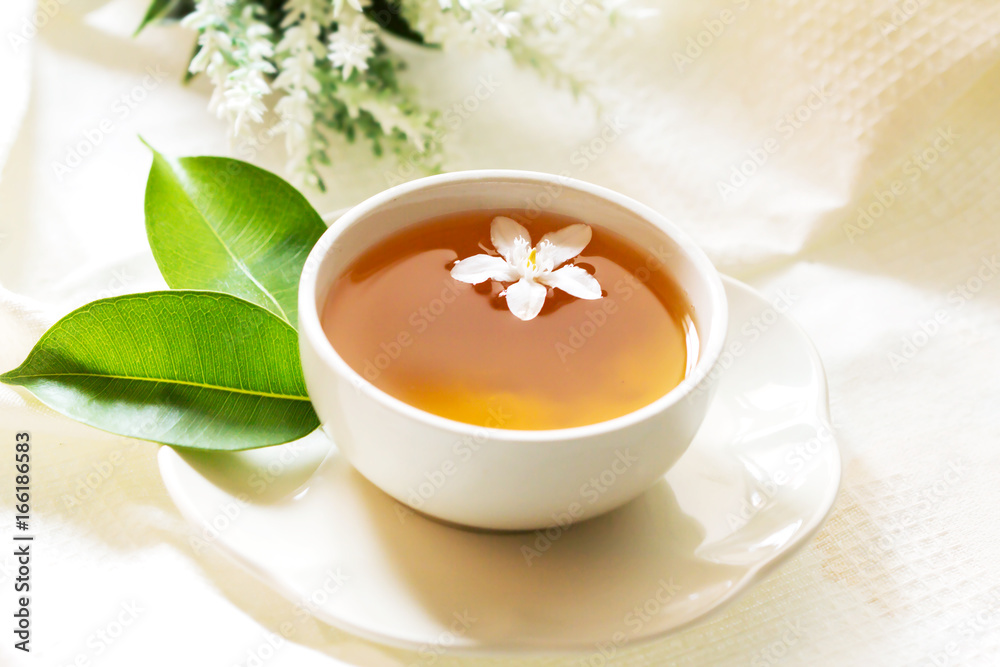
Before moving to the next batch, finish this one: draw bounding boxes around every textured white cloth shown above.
[2,0,1000,665]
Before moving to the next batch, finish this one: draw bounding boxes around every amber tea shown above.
[322,210,696,430]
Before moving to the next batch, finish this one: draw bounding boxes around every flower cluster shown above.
[142,0,632,190]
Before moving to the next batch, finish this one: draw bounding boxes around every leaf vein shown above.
[10,372,312,401]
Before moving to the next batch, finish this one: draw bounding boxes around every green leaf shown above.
[0,291,319,451]
[142,144,327,328]
[364,0,434,47]
[134,0,178,35]
[182,38,199,84]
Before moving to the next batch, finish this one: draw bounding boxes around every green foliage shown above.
[143,144,327,327]
[1,292,319,450]
[2,148,326,450]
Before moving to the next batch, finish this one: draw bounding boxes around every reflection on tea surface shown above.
[322,210,695,430]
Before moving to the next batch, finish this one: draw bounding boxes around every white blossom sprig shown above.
[273,0,330,186]
[148,0,632,190]
[185,0,276,135]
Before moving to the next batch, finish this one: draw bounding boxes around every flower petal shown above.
[451,254,518,284]
[536,224,592,267]
[491,216,531,263]
[504,277,548,321]
[539,265,603,300]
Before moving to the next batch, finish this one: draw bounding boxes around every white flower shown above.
[333,0,365,18]
[188,29,231,74]
[186,1,275,137]
[408,0,520,47]
[180,0,626,188]
[336,83,431,152]
[450,216,602,321]
[328,17,376,79]
[274,0,329,183]
[182,0,233,31]
[466,3,521,42]
[222,66,272,134]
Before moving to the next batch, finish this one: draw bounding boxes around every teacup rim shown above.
[298,169,728,442]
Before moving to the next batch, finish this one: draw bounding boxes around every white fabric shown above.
[2,0,1000,664]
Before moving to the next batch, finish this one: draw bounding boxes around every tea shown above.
[321,210,696,430]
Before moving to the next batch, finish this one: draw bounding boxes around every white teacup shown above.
[298,171,728,531]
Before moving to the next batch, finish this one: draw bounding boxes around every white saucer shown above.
[158,276,840,654]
